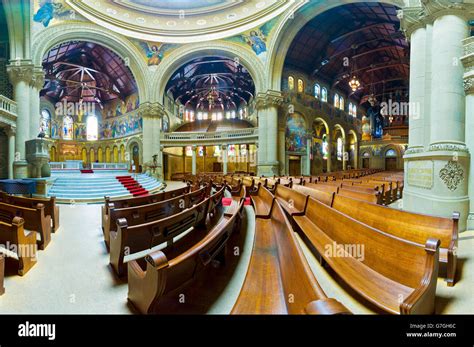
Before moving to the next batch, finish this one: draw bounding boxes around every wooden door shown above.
[362,158,369,169]
[289,158,301,176]
[385,157,397,170]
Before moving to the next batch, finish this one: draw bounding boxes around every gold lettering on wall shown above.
[407,160,434,189]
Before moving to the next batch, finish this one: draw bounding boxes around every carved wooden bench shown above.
[0,217,37,276]
[0,192,60,232]
[274,184,308,216]
[110,197,211,277]
[293,185,335,206]
[332,194,459,286]
[231,197,350,315]
[102,185,190,232]
[0,202,51,250]
[104,186,208,249]
[128,198,244,314]
[294,197,441,314]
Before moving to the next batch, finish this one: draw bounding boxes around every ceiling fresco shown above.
[65,0,295,43]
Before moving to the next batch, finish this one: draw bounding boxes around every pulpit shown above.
[26,139,50,178]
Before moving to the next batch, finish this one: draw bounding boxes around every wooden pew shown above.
[0,217,37,276]
[337,189,382,205]
[293,185,335,206]
[128,198,244,314]
[241,177,256,195]
[264,178,279,193]
[0,202,51,250]
[110,197,211,277]
[250,184,275,218]
[274,184,308,216]
[0,192,60,232]
[303,182,339,195]
[0,253,4,295]
[332,194,459,286]
[231,197,350,314]
[104,186,208,248]
[294,197,441,314]
[102,185,190,232]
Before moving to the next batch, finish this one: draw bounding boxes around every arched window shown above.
[40,109,51,138]
[322,134,328,160]
[288,76,295,91]
[86,115,98,141]
[352,104,357,117]
[363,151,370,158]
[386,149,397,157]
[337,137,343,161]
[297,79,304,93]
[162,115,170,132]
[334,93,340,108]
[63,116,74,140]
[314,84,321,99]
[349,103,353,116]
[321,88,328,102]
[339,96,344,110]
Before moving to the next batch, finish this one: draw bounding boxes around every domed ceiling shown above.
[66,0,295,43]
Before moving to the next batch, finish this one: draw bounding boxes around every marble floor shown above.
[0,184,472,314]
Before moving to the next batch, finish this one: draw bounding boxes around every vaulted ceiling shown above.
[166,56,255,112]
[41,41,137,106]
[285,2,409,102]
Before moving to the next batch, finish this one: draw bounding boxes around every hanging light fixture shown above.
[349,45,361,92]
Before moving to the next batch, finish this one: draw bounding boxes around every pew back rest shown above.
[275,185,308,214]
[293,185,334,206]
[0,192,55,217]
[120,197,210,254]
[0,202,43,230]
[270,201,328,314]
[332,195,455,249]
[337,189,380,204]
[164,199,243,292]
[304,183,339,195]
[304,197,434,289]
[252,186,275,218]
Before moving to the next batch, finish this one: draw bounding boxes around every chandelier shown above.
[349,76,361,92]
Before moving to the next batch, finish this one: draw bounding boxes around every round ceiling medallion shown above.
[66,0,297,43]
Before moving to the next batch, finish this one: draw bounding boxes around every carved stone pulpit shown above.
[26,139,50,178]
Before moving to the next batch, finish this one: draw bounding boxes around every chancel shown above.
[0,0,473,319]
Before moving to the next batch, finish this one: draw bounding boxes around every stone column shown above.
[191,145,197,175]
[255,90,284,176]
[462,37,474,228]
[400,1,473,231]
[222,144,228,175]
[139,102,164,177]
[7,126,16,179]
[7,61,34,178]
[29,68,45,139]
[304,138,311,176]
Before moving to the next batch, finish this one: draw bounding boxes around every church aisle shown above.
[1,203,132,314]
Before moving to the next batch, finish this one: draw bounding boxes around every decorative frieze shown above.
[31,68,45,90]
[428,143,470,153]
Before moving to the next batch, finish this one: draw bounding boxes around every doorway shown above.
[289,156,301,176]
[385,157,397,170]
[362,158,369,169]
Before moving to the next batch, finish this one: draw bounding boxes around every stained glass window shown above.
[63,116,74,140]
[334,94,340,108]
[314,84,320,99]
[337,137,343,161]
[321,88,328,102]
[297,79,304,93]
[322,134,328,160]
[40,109,51,138]
[288,76,295,90]
[86,115,98,141]
[339,96,344,110]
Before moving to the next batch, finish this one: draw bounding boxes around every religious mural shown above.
[102,94,140,119]
[100,112,143,140]
[285,113,307,153]
[33,0,86,29]
[132,40,177,67]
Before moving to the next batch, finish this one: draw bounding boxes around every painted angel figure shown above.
[34,0,70,28]
[243,30,267,56]
[139,42,164,66]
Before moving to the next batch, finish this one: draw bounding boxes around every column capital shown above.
[255,90,284,110]
[6,126,16,137]
[421,0,474,21]
[138,102,166,118]
[397,6,426,39]
[462,37,474,95]
[6,60,35,85]
[31,68,45,90]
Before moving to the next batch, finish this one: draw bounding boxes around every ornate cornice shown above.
[465,77,474,94]
[428,142,470,153]
[138,102,166,118]
[6,60,35,85]
[6,126,16,137]
[397,6,425,39]
[255,90,284,110]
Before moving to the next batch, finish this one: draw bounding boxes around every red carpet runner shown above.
[116,176,149,197]
[80,169,94,174]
